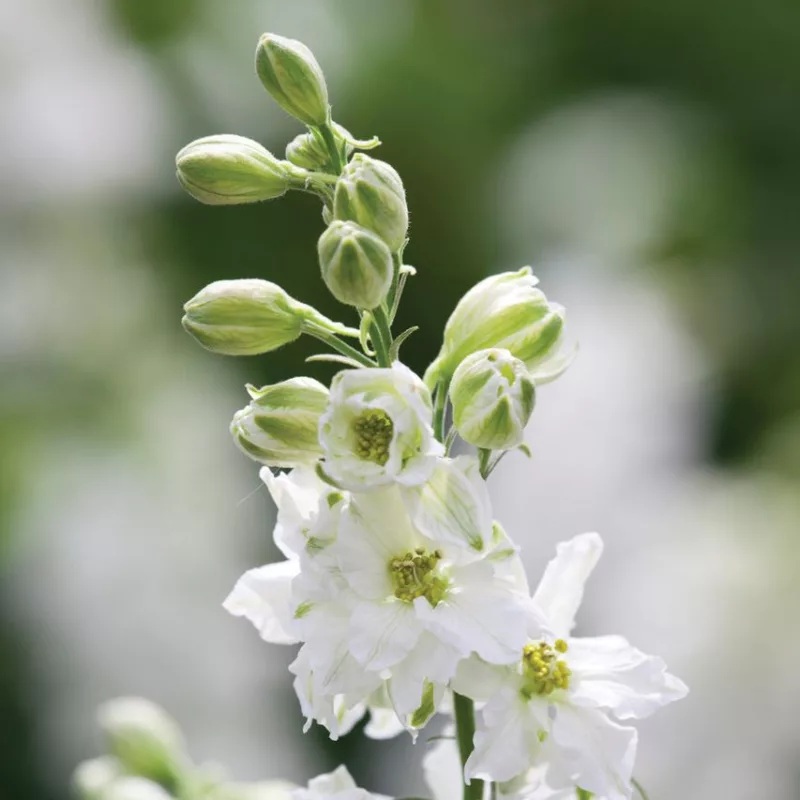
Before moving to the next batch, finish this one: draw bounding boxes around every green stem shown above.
[317,122,344,174]
[372,304,394,367]
[576,790,593,800]
[304,325,376,368]
[454,692,483,800]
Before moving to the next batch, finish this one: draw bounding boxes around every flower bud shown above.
[450,349,535,449]
[231,378,328,467]
[285,125,352,171]
[102,778,174,800]
[333,154,408,251]
[182,279,347,357]
[176,135,291,206]
[98,698,185,786]
[255,33,328,126]
[423,268,568,389]
[72,757,121,800]
[318,221,393,309]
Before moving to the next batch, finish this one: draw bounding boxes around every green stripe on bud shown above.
[182,278,352,357]
[231,377,328,468]
[333,154,408,251]
[424,268,569,389]
[450,349,535,450]
[176,135,291,205]
[255,33,329,126]
[318,220,393,309]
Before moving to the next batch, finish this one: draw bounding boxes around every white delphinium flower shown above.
[291,765,389,800]
[317,483,539,729]
[459,533,687,798]
[318,363,443,491]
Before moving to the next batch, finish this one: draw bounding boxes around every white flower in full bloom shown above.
[318,362,443,491]
[291,765,389,800]
[317,485,539,727]
[459,533,688,799]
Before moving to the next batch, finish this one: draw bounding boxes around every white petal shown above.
[335,488,418,599]
[306,765,357,795]
[423,733,464,800]
[364,707,406,740]
[567,635,689,720]
[550,703,637,800]
[451,656,514,703]
[223,560,299,644]
[487,521,530,595]
[466,688,540,784]
[532,533,603,638]
[288,647,372,739]
[402,456,491,553]
[418,563,530,663]
[349,600,422,670]
[260,466,327,558]
[331,696,368,739]
[386,632,459,720]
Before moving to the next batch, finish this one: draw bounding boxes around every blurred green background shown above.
[2,1,799,798]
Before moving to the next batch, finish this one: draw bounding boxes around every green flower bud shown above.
[318,220,393,309]
[450,349,535,450]
[97,698,185,787]
[285,125,353,171]
[102,778,173,800]
[182,279,350,357]
[333,154,408,251]
[176,135,291,206]
[255,33,328,126]
[231,377,328,467]
[424,268,569,389]
[72,757,122,800]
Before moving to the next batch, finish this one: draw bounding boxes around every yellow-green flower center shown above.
[352,409,393,465]
[521,639,571,698]
[389,547,448,605]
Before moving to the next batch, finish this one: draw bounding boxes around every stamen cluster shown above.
[352,408,393,465]
[521,639,571,697]
[389,547,447,604]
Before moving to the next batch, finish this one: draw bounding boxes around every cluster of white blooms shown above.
[74,31,688,800]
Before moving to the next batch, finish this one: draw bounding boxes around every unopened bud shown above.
[182,279,349,357]
[98,698,185,787]
[255,34,328,126]
[318,221,392,309]
[102,777,173,800]
[333,154,408,251]
[176,135,291,206]
[424,268,568,389]
[286,125,353,172]
[231,378,328,467]
[450,349,535,449]
[72,757,121,800]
